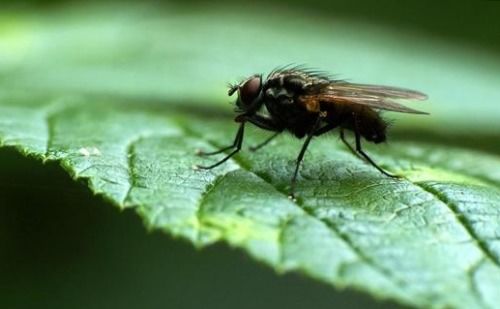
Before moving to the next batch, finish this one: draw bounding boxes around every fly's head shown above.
[228,74,264,114]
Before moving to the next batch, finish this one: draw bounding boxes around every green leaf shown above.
[2,3,500,309]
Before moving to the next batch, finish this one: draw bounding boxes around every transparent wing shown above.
[326,83,428,100]
[303,82,429,114]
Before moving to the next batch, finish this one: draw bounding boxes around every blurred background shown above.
[1,1,500,151]
[1,1,499,308]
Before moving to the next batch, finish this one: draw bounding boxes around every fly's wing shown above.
[301,82,429,114]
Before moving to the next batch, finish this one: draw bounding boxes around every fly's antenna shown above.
[227,83,238,96]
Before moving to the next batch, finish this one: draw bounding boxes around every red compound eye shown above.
[239,76,262,105]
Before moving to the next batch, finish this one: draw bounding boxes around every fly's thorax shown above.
[263,72,317,107]
[267,70,326,92]
[264,87,294,105]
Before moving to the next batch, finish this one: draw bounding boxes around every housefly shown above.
[195,66,428,199]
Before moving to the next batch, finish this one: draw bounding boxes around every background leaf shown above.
[1,2,500,309]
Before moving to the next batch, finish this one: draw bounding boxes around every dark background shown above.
[0,148,405,308]
[6,1,500,55]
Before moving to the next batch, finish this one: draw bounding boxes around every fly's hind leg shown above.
[352,114,399,178]
[339,128,358,157]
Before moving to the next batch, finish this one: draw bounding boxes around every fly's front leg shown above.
[236,114,284,152]
[194,122,245,170]
[196,122,244,156]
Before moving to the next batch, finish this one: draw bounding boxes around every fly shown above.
[194,66,428,199]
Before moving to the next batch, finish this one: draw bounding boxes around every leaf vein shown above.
[194,173,226,245]
[415,182,500,268]
[180,125,409,288]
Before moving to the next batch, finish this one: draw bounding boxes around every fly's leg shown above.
[289,133,313,200]
[196,123,244,156]
[339,128,358,156]
[249,132,280,152]
[313,122,338,136]
[352,113,398,178]
[289,117,322,200]
[194,123,245,169]
[236,114,284,152]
